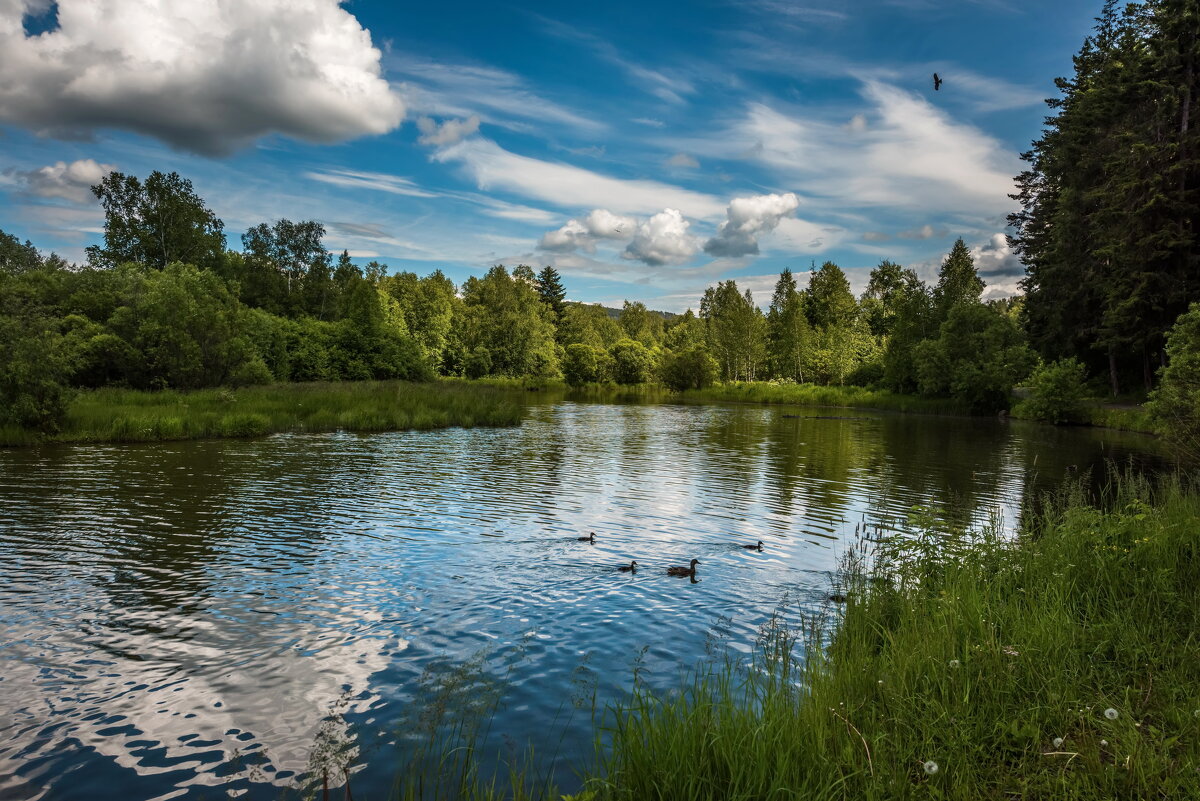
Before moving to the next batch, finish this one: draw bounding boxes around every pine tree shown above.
[932,239,984,322]
[535,266,566,318]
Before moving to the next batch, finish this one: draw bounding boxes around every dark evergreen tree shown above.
[536,266,567,318]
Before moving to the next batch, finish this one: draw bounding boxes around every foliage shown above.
[659,345,719,392]
[915,303,1036,412]
[701,280,766,381]
[609,339,656,385]
[1148,302,1200,458]
[1011,1,1200,394]
[932,238,984,323]
[562,343,611,386]
[87,171,226,271]
[536,265,567,318]
[458,266,560,378]
[1015,358,1089,424]
[766,269,812,382]
[0,313,73,431]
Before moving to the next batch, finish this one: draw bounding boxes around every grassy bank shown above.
[584,473,1200,800]
[1009,399,1159,435]
[681,381,972,415]
[0,380,524,447]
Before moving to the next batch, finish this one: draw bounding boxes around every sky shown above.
[0,0,1100,311]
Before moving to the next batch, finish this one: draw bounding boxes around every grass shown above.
[580,471,1200,800]
[0,380,525,447]
[681,381,972,416]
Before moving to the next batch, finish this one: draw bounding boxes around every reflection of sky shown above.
[0,402,1166,799]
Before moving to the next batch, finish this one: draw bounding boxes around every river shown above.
[0,400,1166,799]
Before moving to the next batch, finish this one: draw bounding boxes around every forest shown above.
[2,0,1200,454]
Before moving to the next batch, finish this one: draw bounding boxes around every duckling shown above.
[742,540,764,551]
[578,532,596,542]
[666,558,700,577]
[618,560,638,573]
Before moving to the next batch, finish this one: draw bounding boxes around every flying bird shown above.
[933,73,943,91]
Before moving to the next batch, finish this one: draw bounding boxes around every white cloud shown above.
[417,115,480,146]
[704,192,800,257]
[898,223,947,240]
[305,168,438,198]
[701,81,1020,220]
[964,232,1022,282]
[393,58,603,135]
[862,230,890,242]
[539,208,636,252]
[0,0,403,155]
[432,137,726,219]
[4,158,115,203]
[666,152,700,169]
[622,208,700,266]
[846,113,867,132]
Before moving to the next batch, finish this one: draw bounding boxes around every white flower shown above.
[1193,709,1200,719]
[877,680,883,685]
[1104,708,1119,720]
[1100,739,1109,747]
[1053,737,1064,748]
[923,760,939,775]
[948,659,960,668]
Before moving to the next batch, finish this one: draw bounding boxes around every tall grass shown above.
[583,472,1200,800]
[682,381,972,416]
[0,381,524,447]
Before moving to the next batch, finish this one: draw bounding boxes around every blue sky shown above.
[0,0,1098,310]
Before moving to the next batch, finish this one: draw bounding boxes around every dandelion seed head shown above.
[1104,708,1119,720]
[1053,737,1064,748]
[948,659,960,668]
[923,760,939,775]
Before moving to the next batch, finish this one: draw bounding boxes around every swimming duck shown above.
[828,593,848,603]
[742,540,764,551]
[667,558,700,577]
[578,532,596,542]
[618,561,638,572]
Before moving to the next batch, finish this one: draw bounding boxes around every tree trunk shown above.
[1108,347,1120,397]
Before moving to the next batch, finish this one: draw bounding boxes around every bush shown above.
[562,343,609,386]
[0,316,73,431]
[1147,303,1200,458]
[660,346,719,391]
[609,339,655,385]
[1014,358,1087,424]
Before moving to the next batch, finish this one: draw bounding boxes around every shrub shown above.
[609,339,655,385]
[1148,303,1200,459]
[660,346,719,391]
[1015,358,1087,424]
[562,343,609,386]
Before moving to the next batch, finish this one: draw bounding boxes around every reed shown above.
[0,380,524,446]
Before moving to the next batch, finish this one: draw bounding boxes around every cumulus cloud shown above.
[666,152,700,168]
[622,208,700,266]
[0,0,404,155]
[5,158,114,203]
[539,208,636,252]
[416,115,481,146]
[703,192,799,257]
[970,232,1023,279]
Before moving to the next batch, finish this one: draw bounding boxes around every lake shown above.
[0,399,1166,800]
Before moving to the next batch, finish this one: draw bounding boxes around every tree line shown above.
[0,167,1032,431]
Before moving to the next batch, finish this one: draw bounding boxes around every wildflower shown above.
[1104,708,1119,720]
[948,659,960,668]
[1053,737,1064,748]
[1003,646,1020,657]
[877,680,883,685]
[1194,709,1200,719]
[923,760,939,775]
[1100,739,1108,747]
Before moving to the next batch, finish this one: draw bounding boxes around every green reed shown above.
[681,381,971,416]
[0,380,525,446]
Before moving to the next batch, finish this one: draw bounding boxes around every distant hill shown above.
[566,301,678,321]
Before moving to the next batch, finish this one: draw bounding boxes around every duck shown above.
[742,540,764,551]
[828,593,848,604]
[578,532,596,542]
[667,558,700,577]
[618,560,638,573]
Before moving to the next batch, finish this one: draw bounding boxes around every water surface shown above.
[0,401,1165,799]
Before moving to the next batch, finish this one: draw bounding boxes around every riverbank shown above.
[680,381,972,415]
[0,380,524,447]
[582,473,1199,800]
